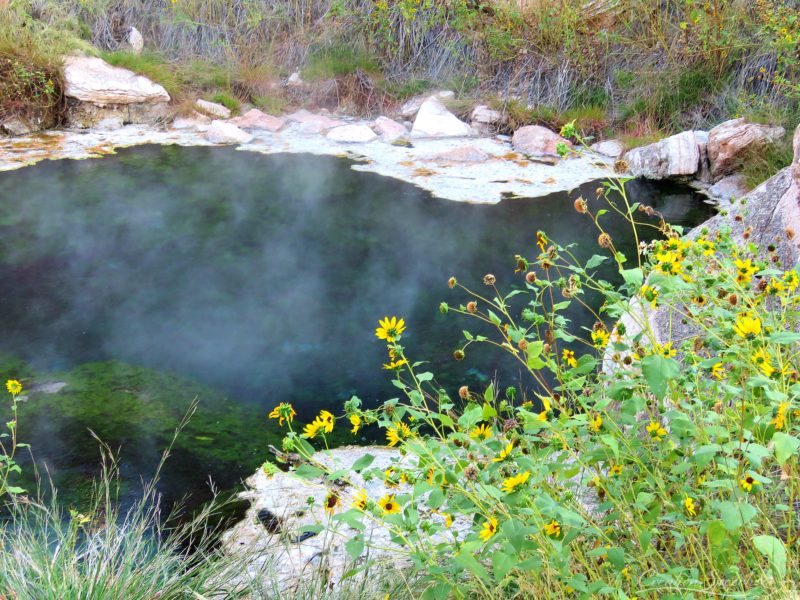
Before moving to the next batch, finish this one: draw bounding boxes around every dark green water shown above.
[0,145,714,512]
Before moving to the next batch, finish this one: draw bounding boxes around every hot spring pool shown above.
[0,144,715,512]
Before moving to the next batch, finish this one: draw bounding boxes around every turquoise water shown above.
[0,145,715,511]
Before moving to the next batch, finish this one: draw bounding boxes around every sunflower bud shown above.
[598,233,612,249]
[574,197,588,213]
[525,271,537,284]
[543,342,551,354]
[448,276,457,289]
[466,301,477,314]
[483,274,496,286]
[518,339,528,351]
[453,349,465,361]
[439,302,449,314]
[458,385,469,399]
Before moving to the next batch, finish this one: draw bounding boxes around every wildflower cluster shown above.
[277,165,800,596]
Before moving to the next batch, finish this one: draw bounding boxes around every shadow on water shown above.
[0,145,716,513]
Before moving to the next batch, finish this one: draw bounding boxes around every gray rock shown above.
[196,99,231,119]
[286,72,304,87]
[96,116,124,131]
[623,131,702,180]
[373,116,407,142]
[325,124,378,143]
[63,56,169,105]
[285,109,346,134]
[707,173,749,202]
[228,108,284,132]
[399,91,455,119]
[590,139,625,159]
[1,117,36,136]
[512,125,571,157]
[124,27,144,54]
[707,118,785,180]
[206,120,253,144]
[411,97,474,138]
[471,104,503,125]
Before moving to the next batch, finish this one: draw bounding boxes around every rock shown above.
[221,447,466,594]
[590,139,625,159]
[206,120,253,145]
[325,124,378,143]
[793,122,800,185]
[286,72,304,87]
[171,115,211,131]
[623,131,702,180]
[63,56,170,105]
[399,91,455,119]
[373,116,407,142]
[707,173,750,201]
[96,116,124,131]
[1,117,36,136]
[228,108,284,132]
[285,109,346,134]
[471,105,503,125]
[707,118,785,180]
[124,26,144,54]
[431,145,490,163]
[411,97,474,138]
[511,125,571,157]
[195,99,231,119]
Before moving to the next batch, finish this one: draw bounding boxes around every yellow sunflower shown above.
[375,316,406,342]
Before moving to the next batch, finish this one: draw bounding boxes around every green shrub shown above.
[303,46,381,82]
[277,139,800,598]
[210,91,242,114]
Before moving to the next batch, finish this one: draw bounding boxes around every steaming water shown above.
[0,145,714,511]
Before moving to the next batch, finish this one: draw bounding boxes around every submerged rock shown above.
[196,99,231,119]
[228,108,284,132]
[707,173,749,202]
[623,131,702,180]
[411,97,474,138]
[707,118,785,181]
[206,120,253,145]
[511,125,571,157]
[325,124,378,143]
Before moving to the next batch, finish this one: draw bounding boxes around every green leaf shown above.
[719,501,757,532]
[641,354,680,400]
[620,267,643,288]
[463,330,474,341]
[482,402,497,420]
[586,254,608,270]
[753,535,787,578]
[6,486,24,494]
[294,464,324,480]
[345,535,365,561]
[351,454,375,473]
[600,434,619,461]
[453,545,490,582]
[526,340,544,357]
[484,384,494,403]
[492,551,515,580]
[772,432,800,466]
[417,372,433,382]
[427,487,445,509]
[458,404,482,430]
[488,310,502,326]
[768,331,800,344]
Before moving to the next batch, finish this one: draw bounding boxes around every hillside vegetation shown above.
[1,0,799,138]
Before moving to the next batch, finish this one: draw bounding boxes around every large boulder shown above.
[206,120,254,145]
[64,56,169,105]
[228,108,284,132]
[325,124,378,143]
[623,131,702,180]
[399,90,454,119]
[373,116,407,142]
[707,118,785,180]
[63,55,170,127]
[410,97,474,138]
[511,125,571,157]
